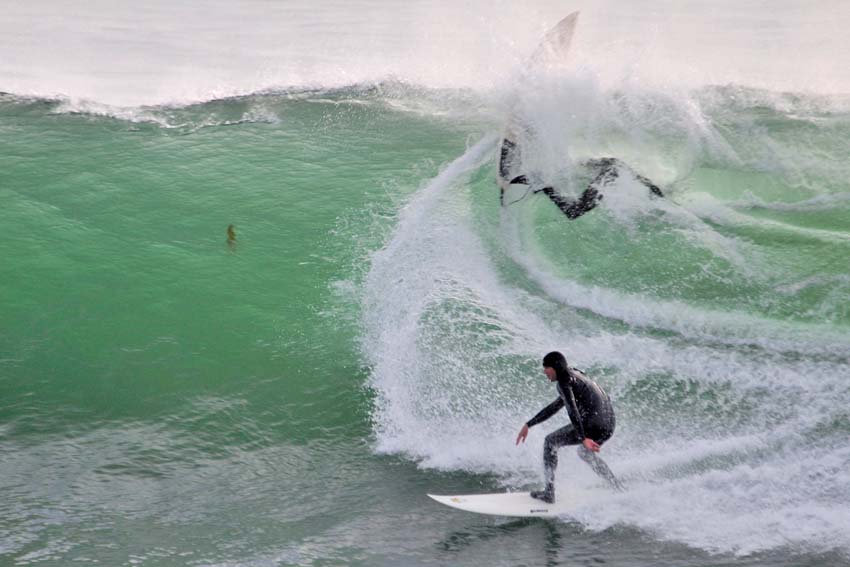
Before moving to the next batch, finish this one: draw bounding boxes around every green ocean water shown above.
[2,84,850,567]
[1,90,466,424]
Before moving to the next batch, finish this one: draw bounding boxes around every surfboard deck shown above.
[428,492,579,518]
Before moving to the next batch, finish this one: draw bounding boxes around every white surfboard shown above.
[529,11,579,68]
[498,12,579,198]
[428,492,581,518]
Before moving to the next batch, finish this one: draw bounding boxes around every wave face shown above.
[2,3,850,564]
[362,77,850,556]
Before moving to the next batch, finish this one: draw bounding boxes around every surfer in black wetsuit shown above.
[515,351,623,503]
[498,137,663,219]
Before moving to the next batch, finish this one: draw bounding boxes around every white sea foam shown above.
[733,191,850,212]
[49,98,282,130]
[2,1,848,107]
[362,118,850,557]
[683,192,850,244]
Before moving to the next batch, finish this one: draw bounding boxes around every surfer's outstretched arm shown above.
[527,397,565,427]
[516,397,565,445]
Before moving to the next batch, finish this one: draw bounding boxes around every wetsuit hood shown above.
[543,351,570,380]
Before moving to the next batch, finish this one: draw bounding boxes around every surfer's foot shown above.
[530,487,555,504]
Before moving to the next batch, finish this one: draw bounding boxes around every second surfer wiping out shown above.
[498,136,664,219]
[495,9,663,220]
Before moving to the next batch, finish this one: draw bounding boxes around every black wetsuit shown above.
[498,137,663,219]
[526,368,622,493]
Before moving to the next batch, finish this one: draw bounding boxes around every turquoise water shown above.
[3,83,850,566]
[3,3,850,565]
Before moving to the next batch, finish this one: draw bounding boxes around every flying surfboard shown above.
[428,491,584,518]
[498,10,663,214]
[498,12,579,201]
[529,11,579,67]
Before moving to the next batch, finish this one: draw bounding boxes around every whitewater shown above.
[2,1,850,565]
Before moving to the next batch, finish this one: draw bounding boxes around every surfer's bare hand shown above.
[583,438,600,453]
[516,424,529,445]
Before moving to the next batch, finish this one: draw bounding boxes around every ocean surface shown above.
[2,2,850,566]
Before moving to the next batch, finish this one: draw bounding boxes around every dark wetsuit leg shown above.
[535,157,664,220]
[576,429,623,490]
[577,446,623,490]
[499,138,530,205]
[540,186,602,219]
[543,425,622,490]
[499,139,518,180]
[542,425,584,486]
[536,160,617,220]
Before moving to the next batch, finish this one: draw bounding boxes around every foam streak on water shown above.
[361,78,850,557]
